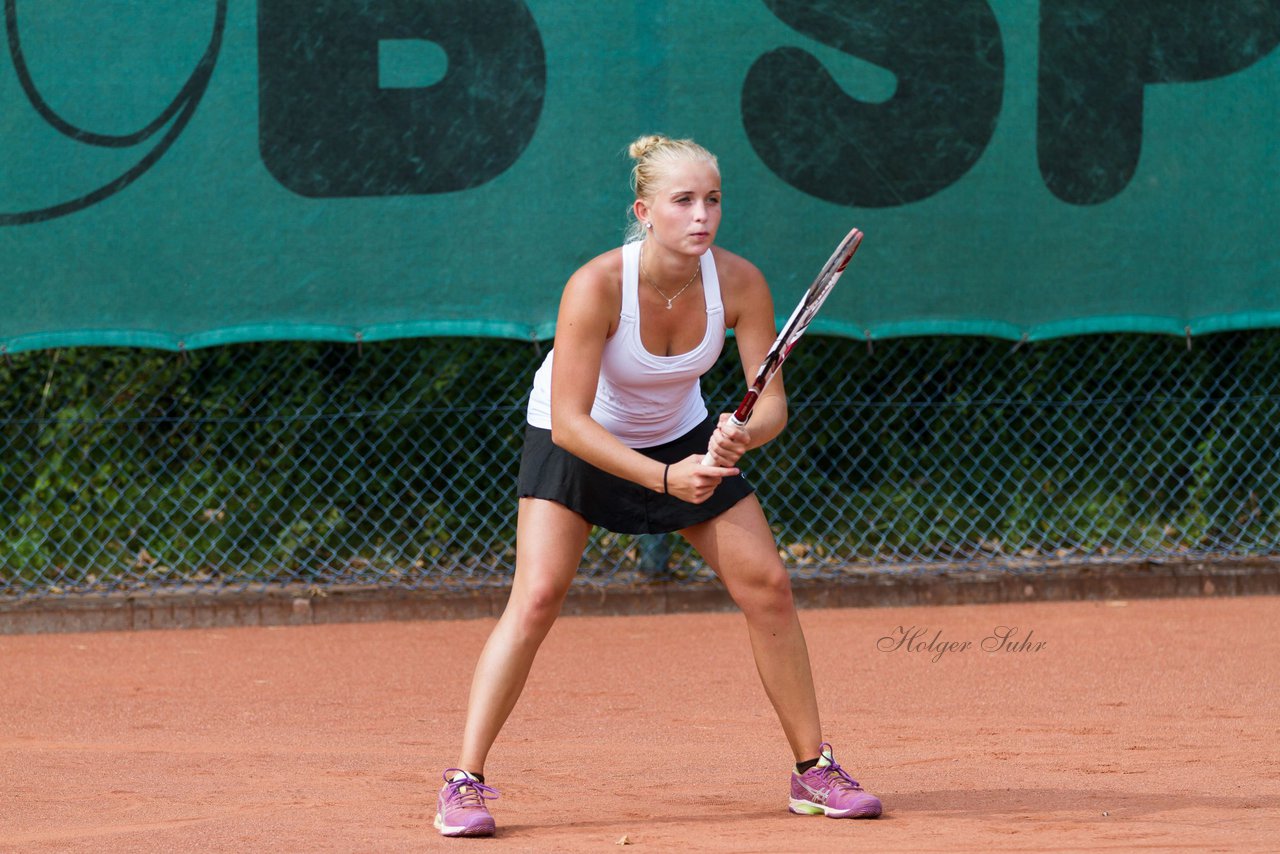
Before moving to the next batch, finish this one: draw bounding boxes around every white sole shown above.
[789,797,882,819]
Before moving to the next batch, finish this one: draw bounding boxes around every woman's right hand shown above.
[664,455,739,504]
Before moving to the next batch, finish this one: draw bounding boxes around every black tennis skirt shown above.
[517,415,754,534]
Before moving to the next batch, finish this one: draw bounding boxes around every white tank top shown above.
[526,241,726,448]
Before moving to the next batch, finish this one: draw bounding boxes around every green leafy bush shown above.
[2,332,1278,595]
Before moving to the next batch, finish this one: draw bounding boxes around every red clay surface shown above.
[2,595,1278,852]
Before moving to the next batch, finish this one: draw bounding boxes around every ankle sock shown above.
[795,757,820,774]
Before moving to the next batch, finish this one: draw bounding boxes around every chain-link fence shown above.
[3,332,1279,601]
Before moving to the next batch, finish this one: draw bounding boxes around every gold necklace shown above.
[640,243,700,309]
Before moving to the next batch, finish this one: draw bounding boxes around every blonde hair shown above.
[625,134,720,243]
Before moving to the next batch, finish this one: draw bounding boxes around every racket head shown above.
[776,227,863,345]
[732,227,864,422]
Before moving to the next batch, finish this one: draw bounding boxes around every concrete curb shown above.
[3,560,1278,635]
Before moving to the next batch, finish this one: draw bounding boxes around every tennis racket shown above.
[702,227,864,466]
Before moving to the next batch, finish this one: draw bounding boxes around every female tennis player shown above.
[435,135,882,837]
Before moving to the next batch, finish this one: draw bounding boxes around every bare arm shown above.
[549,254,738,504]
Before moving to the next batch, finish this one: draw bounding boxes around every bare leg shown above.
[681,495,822,762]
[456,498,592,774]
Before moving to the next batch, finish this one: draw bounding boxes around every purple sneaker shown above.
[789,743,882,819]
[434,769,500,837]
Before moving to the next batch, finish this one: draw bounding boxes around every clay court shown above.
[2,593,1278,852]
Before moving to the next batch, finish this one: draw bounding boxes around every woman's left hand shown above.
[705,413,751,466]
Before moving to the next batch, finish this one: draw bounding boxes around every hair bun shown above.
[628,134,668,160]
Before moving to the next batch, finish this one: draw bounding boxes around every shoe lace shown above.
[814,757,864,792]
[441,769,500,807]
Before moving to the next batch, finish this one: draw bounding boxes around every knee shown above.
[732,564,796,621]
[506,580,568,638]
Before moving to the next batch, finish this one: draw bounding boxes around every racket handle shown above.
[700,414,748,467]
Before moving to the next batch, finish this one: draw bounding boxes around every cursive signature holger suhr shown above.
[877,625,1047,663]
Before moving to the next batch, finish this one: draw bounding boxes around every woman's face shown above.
[637,159,722,256]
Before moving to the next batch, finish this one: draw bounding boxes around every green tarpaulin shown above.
[3,1,1278,354]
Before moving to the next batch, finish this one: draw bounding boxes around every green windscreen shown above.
[3,1,1278,354]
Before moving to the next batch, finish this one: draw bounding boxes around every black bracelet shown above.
[662,464,670,495]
